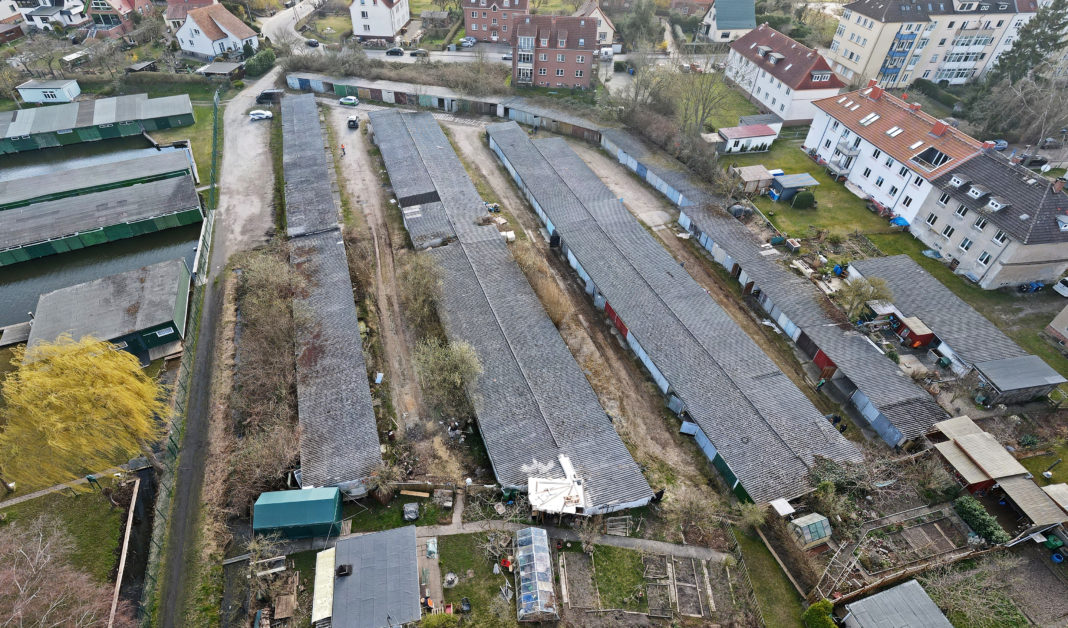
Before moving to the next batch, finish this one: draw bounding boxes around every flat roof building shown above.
[17,78,81,104]
[252,487,342,539]
[843,580,952,628]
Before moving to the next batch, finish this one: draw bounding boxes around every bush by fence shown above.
[954,496,1010,545]
[244,49,276,77]
[910,78,960,109]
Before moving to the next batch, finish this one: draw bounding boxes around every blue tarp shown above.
[890,216,910,226]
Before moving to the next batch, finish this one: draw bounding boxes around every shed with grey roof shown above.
[0,94,193,154]
[17,78,80,104]
[314,526,421,628]
[842,580,951,628]
[850,255,1064,403]
[370,110,652,513]
[488,121,861,503]
[27,259,191,359]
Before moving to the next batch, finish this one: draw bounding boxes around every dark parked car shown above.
[256,89,284,104]
[1039,137,1063,149]
[1019,154,1049,167]
[348,115,359,129]
[385,46,404,56]
[409,48,429,57]
[305,38,320,47]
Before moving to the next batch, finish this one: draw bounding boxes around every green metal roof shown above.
[253,487,341,531]
[713,0,756,30]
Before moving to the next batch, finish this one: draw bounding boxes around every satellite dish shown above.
[1041,164,1053,173]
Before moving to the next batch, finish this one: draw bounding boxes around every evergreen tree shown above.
[990,0,1068,83]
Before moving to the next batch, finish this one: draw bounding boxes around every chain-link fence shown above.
[722,521,767,627]
[138,88,221,626]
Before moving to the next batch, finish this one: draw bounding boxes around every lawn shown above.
[0,345,17,379]
[438,533,521,627]
[591,545,647,612]
[307,14,352,44]
[707,80,761,131]
[0,486,124,582]
[148,104,221,199]
[866,232,1068,383]
[1021,448,1068,485]
[733,528,803,628]
[724,139,899,237]
[343,497,448,532]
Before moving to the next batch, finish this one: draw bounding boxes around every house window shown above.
[977,250,991,265]
[884,156,894,168]
[902,195,913,207]
[955,204,968,217]
[959,237,973,251]
[503,24,507,31]
[862,167,872,178]
[556,68,564,76]
[363,23,371,30]
[482,10,487,16]
[824,139,832,149]
[538,67,546,75]
[471,10,477,16]
[832,121,840,130]
[993,230,1008,244]
[941,224,955,238]
[875,176,885,187]
[780,104,785,112]
[559,38,566,46]
[889,185,899,195]
[557,53,565,62]
[937,192,950,205]
[154,327,175,338]
[898,166,908,177]
[41,90,58,99]
[926,213,938,226]
[913,175,924,186]
[872,148,881,158]
[491,4,496,9]
[575,69,583,77]
[540,38,548,45]
[578,38,584,46]
[538,53,547,61]
[576,55,585,63]
[491,17,496,24]
[973,216,988,230]
[361,10,368,17]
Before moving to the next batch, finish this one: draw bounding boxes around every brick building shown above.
[511,14,596,89]
[463,0,526,43]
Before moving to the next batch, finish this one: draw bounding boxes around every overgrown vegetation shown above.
[399,252,444,334]
[919,553,1029,628]
[413,338,482,418]
[801,598,835,628]
[953,496,1010,545]
[592,545,647,612]
[244,48,276,77]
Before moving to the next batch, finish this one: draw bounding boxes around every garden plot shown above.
[672,557,709,618]
[562,551,600,610]
[856,511,969,575]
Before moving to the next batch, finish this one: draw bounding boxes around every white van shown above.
[599,47,614,60]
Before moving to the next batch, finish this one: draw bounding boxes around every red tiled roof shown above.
[511,14,596,49]
[720,124,776,139]
[186,3,255,41]
[729,24,844,91]
[811,82,985,180]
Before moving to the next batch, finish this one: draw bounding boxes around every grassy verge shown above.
[0,486,124,582]
[149,104,222,194]
[306,14,351,43]
[592,545,647,612]
[1021,446,1068,484]
[343,498,449,531]
[733,528,803,628]
[725,140,897,237]
[438,533,520,627]
[706,79,761,131]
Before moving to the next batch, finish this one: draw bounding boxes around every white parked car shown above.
[460,39,475,47]
[1054,277,1068,297]
[249,110,273,120]
[339,96,360,106]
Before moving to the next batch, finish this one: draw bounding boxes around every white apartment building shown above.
[350,0,409,41]
[726,25,845,124]
[803,82,984,223]
[176,3,257,59]
[827,0,1037,88]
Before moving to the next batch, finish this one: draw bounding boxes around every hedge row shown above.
[244,49,276,77]
[954,495,1010,545]
[910,78,960,109]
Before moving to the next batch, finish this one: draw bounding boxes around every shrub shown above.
[792,190,816,209]
[422,615,460,628]
[954,496,1010,545]
[802,599,836,628]
[244,48,276,77]
[911,78,960,108]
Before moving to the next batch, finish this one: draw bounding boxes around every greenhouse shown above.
[790,512,832,550]
[514,527,558,622]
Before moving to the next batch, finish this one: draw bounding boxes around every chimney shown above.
[869,86,884,100]
[1054,179,1066,194]
[981,140,995,150]
[866,78,878,88]
[908,103,922,111]
[931,121,949,137]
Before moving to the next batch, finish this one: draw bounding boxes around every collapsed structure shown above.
[487,121,862,503]
[281,94,382,495]
[368,109,652,515]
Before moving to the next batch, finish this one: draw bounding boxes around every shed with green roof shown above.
[253,488,343,539]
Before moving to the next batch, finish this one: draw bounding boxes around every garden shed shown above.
[727,164,774,194]
[718,124,776,154]
[789,512,831,549]
[252,487,342,539]
[17,79,80,103]
[769,172,819,202]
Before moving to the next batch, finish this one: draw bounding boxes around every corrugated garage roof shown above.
[0,94,192,139]
[281,94,339,237]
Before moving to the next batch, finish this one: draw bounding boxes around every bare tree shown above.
[919,552,1025,627]
[246,533,287,601]
[88,39,123,79]
[574,516,600,554]
[399,252,442,335]
[673,56,732,136]
[0,63,23,108]
[0,515,134,628]
[836,276,892,320]
[24,34,69,79]
[617,44,671,115]
[413,338,482,418]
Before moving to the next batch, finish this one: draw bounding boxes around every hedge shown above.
[244,49,276,77]
[954,496,1010,545]
[802,599,836,628]
[910,78,960,109]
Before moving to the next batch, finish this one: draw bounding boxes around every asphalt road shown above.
[155,68,279,627]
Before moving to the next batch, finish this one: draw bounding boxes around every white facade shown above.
[19,0,86,30]
[726,49,842,122]
[176,10,258,59]
[17,79,80,102]
[804,109,935,223]
[699,5,751,42]
[350,0,409,40]
[721,131,776,153]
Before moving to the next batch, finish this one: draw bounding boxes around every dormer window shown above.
[540,37,548,45]
[949,175,968,188]
[559,38,566,46]
[987,197,1007,211]
[967,185,986,199]
[1057,215,1068,231]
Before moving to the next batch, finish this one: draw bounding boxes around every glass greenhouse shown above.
[514,527,559,622]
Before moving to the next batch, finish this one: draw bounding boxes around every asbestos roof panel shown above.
[489,121,861,503]
[843,580,952,628]
[0,175,201,252]
[975,354,1066,392]
[289,230,382,488]
[0,93,190,140]
[331,527,421,628]
[930,415,983,440]
[27,259,188,347]
[934,441,989,486]
[1000,475,1068,526]
[850,255,1030,365]
[1042,484,1068,512]
[954,432,1027,480]
[281,94,339,237]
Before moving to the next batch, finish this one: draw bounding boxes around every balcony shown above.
[826,157,854,177]
[516,53,533,68]
[837,139,861,156]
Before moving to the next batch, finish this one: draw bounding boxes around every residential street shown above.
[156,68,280,627]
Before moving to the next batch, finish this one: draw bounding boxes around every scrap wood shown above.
[401,490,431,498]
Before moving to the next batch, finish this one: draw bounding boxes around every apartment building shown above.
[910,152,1068,288]
[350,0,409,41]
[511,14,596,89]
[463,0,526,43]
[726,25,845,124]
[803,81,984,223]
[827,0,1037,88]
[698,0,755,42]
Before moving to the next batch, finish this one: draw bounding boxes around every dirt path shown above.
[446,123,721,502]
[566,140,838,417]
[326,104,425,433]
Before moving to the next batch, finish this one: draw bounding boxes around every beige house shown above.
[573,0,614,45]
[827,0,1037,88]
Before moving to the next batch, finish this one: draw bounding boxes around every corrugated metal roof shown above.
[974,355,1066,392]
[370,110,651,511]
[930,415,983,440]
[281,94,339,237]
[843,580,952,628]
[252,487,340,531]
[489,121,861,503]
[331,527,421,628]
[27,259,188,347]
[1000,476,1068,526]
[0,93,191,139]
